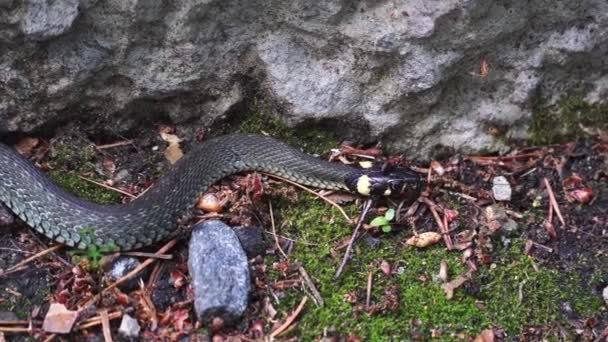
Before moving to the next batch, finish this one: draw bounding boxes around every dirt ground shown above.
[0,122,606,341]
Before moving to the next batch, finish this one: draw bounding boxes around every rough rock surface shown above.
[1,1,607,156]
[188,220,250,325]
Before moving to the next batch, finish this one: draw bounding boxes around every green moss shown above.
[237,99,338,155]
[267,194,604,340]
[530,95,608,145]
[478,242,603,335]
[49,170,121,204]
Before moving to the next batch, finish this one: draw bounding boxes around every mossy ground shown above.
[264,194,603,340]
[530,95,608,145]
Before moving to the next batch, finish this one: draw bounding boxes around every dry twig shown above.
[419,197,453,250]
[269,201,288,259]
[270,296,308,338]
[100,309,113,342]
[365,270,373,309]
[298,266,324,307]
[2,245,62,276]
[335,199,373,278]
[543,177,565,225]
[77,175,137,199]
[95,140,134,150]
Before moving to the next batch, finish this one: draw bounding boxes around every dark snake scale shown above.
[0,133,422,251]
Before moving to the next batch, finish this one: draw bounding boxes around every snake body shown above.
[0,134,421,251]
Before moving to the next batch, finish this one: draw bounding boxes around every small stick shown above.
[270,296,308,338]
[438,189,477,202]
[365,270,373,309]
[265,174,351,222]
[76,311,122,330]
[0,326,31,333]
[96,140,134,150]
[100,309,113,342]
[419,197,452,250]
[298,266,324,307]
[0,320,38,326]
[543,178,565,225]
[335,199,373,279]
[465,152,543,162]
[269,201,288,259]
[3,245,62,275]
[42,333,56,342]
[77,175,137,199]
[121,251,173,260]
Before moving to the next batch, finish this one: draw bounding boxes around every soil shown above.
[0,122,606,341]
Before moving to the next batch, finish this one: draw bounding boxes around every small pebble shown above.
[105,256,145,292]
[492,176,512,201]
[188,220,250,326]
[119,314,141,338]
[603,286,608,305]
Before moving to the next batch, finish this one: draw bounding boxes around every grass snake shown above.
[0,134,422,251]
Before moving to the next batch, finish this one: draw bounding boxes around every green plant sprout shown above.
[370,208,395,233]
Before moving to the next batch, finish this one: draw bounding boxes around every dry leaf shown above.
[14,137,39,155]
[438,260,448,282]
[160,132,183,164]
[473,329,495,342]
[380,260,391,276]
[42,303,79,334]
[441,273,470,300]
[406,232,442,248]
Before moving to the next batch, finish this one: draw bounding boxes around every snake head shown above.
[345,166,423,199]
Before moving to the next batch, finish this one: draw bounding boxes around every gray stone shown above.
[104,256,144,293]
[188,220,250,326]
[603,285,608,305]
[232,225,267,258]
[21,0,79,41]
[492,176,512,201]
[1,1,608,156]
[118,314,141,338]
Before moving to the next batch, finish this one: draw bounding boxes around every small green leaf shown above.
[384,208,395,221]
[370,216,389,227]
[381,225,392,233]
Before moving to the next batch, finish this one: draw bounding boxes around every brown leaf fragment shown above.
[160,132,183,164]
[14,137,39,156]
[42,303,79,334]
[380,260,391,276]
[430,160,445,176]
[406,232,442,248]
[441,272,471,300]
[473,329,495,342]
[197,194,222,213]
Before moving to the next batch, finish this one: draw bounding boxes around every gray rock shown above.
[118,314,141,338]
[492,176,512,201]
[21,0,79,41]
[603,285,608,305]
[188,220,250,326]
[2,1,608,156]
[104,256,144,293]
[232,225,267,258]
